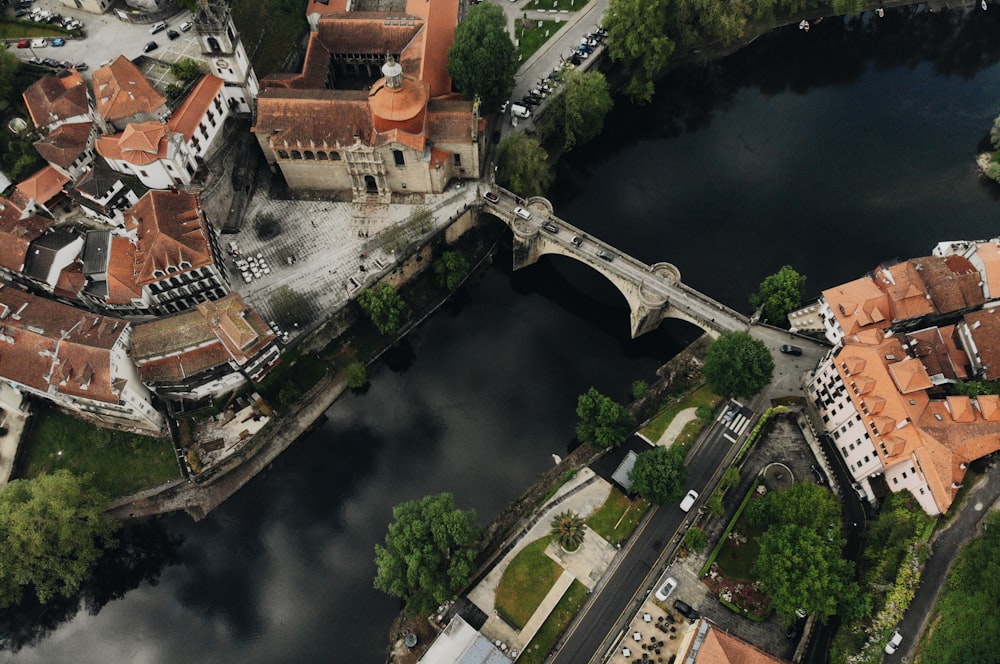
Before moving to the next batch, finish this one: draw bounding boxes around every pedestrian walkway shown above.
[656,408,698,447]
[467,467,615,652]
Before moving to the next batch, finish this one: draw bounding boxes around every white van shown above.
[510,103,531,119]
[150,21,167,35]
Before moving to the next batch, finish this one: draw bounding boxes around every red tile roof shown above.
[168,74,225,140]
[254,90,374,148]
[405,0,458,98]
[963,308,1000,380]
[22,70,89,129]
[93,56,166,124]
[124,191,214,287]
[105,235,143,304]
[427,99,475,141]
[0,198,50,273]
[15,166,70,205]
[0,285,128,405]
[682,620,788,664]
[33,121,94,170]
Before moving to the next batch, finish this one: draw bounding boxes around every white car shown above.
[514,207,531,220]
[679,490,699,512]
[885,629,902,655]
[31,39,47,48]
[654,577,677,601]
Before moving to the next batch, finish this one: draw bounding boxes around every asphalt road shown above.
[551,404,755,664]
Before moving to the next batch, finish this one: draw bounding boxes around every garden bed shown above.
[494,537,562,629]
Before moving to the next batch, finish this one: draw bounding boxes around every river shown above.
[5,5,1000,663]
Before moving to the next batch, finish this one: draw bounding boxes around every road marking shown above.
[723,433,736,442]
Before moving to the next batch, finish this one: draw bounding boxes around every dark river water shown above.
[6,6,1000,663]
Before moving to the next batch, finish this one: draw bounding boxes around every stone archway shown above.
[364,175,377,194]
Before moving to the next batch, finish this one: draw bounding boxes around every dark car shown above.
[780,344,803,355]
[571,235,583,247]
[42,58,61,68]
[673,599,699,622]
[143,41,159,53]
[542,221,559,234]
[810,463,827,485]
[491,130,500,144]
[786,616,806,641]
[167,29,180,40]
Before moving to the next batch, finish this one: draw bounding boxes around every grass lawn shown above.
[515,19,562,64]
[524,0,590,10]
[518,579,588,664]
[20,406,179,498]
[495,536,562,629]
[231,0,309,78]
[714,518,763,581]
[0,18,75,39]
[640,384,720,442]
[586,489,649,545]
[254,347,329,405]
[674,418,708,449]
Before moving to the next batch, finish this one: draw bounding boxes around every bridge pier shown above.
[510,219,541,270]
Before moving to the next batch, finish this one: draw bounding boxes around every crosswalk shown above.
[720,408,752,442]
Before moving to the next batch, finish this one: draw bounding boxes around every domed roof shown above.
[368,75,428,125]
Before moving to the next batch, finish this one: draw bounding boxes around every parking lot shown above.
[3,0,198,77]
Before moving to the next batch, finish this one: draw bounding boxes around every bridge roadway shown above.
[481,188,750,338]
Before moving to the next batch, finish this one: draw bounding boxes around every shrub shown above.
[631,380,649,400]
[345,361,368,389]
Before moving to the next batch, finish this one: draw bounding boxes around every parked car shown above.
[673,599,699,621]
[167,29,180,40]
[42,58,61,68]
[654,577,677,601]
[150,21,167,34]
[30,38,47,48]
[597,250,615,262]
[810,464,827,485]
[514,207,531,220]
[571,236,583,247]
[15,9,28,17]
[482,191,499,204]
[885,629,903,655]
[74,62,88,71]
[491,130,501,144]
[143,41,159,53]
[541,221,559,234]
[179,20,193,32]
[786,615,806,641]
[679,490,699,512]
[779,344,803,355]
[16,39,30,49]
[50,38,65,47]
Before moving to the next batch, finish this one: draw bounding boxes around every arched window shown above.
[277,150,288,159]
[304,150,315,160]
[179,261,192,269]
[153,270,165,279]
[317,151,328,161]
[330,152,341,161]
[291,150,302,159]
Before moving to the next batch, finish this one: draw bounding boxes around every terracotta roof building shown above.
[81,190,229,315]
[22,69,92,132]
[0,284,163,432]
[132,293,280,400]
[679,619,789,664]
[0,197,51,280]
[810,324,1000,515]
[92,56,168,132]
[33,121,98,180]
[252,0,481,200]
[96,74,234,190]
[14,165,71,210]
[67,162,143,227]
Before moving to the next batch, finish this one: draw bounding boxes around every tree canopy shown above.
[358,283,406,336]
[447,3,517,113]
[702,331,774,399]
[550,71,614,151]
[433,250,471,291]
[604,0,675,103]
[629,445,687,504]
[749,265,807,324]
[374,493,480,615]
[496,132,552,198]
[0,471,119,607]
[575,387,636,449]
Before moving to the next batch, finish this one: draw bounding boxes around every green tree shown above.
[496,132,552,198]
[165,83,186,99]
[170,58,203,82]
[446,3,517,113]
[358,283,406,336]
[268,286,312,329]
[345,361,368,389]
[278,381,301,407]
[629,445,687,505]
[748,482,841,534]
[683,527,707,552]
[550,510,586,552]
[720,467,740,492]
[374,493,480,615]
[552,71,614,151]
[703,332,774,399]
[991,114,1000,151]
[749,265,807,324]
[630,380,649,400]
[0,471,119,607]
[754,523,855,622]
[433,250,471,291]
[604,0,675,103]
[695,404,714,422]
[706,491,725,517]
[575,387,636,449]
[0,48,20,109]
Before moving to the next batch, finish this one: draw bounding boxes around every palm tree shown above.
[550,510,586,552]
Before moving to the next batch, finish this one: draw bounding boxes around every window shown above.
[453,153,461,166]
[304,151,315,160]
[278,150,289,159]
[291,150,302,159]
[140,170,148,177]
[393,149,404,167]
[317,151,328,160]
[331,152,341,161]
[893,477,898,484]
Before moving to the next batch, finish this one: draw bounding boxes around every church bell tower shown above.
[193,0,259,115]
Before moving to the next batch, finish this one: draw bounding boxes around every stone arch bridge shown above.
[480,189,750,338]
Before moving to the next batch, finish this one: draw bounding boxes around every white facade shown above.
[60,0,112,13]
[818,297,845,346]
[195,4,259,115]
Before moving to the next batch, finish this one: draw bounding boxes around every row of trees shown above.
[980,114,1000,183]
